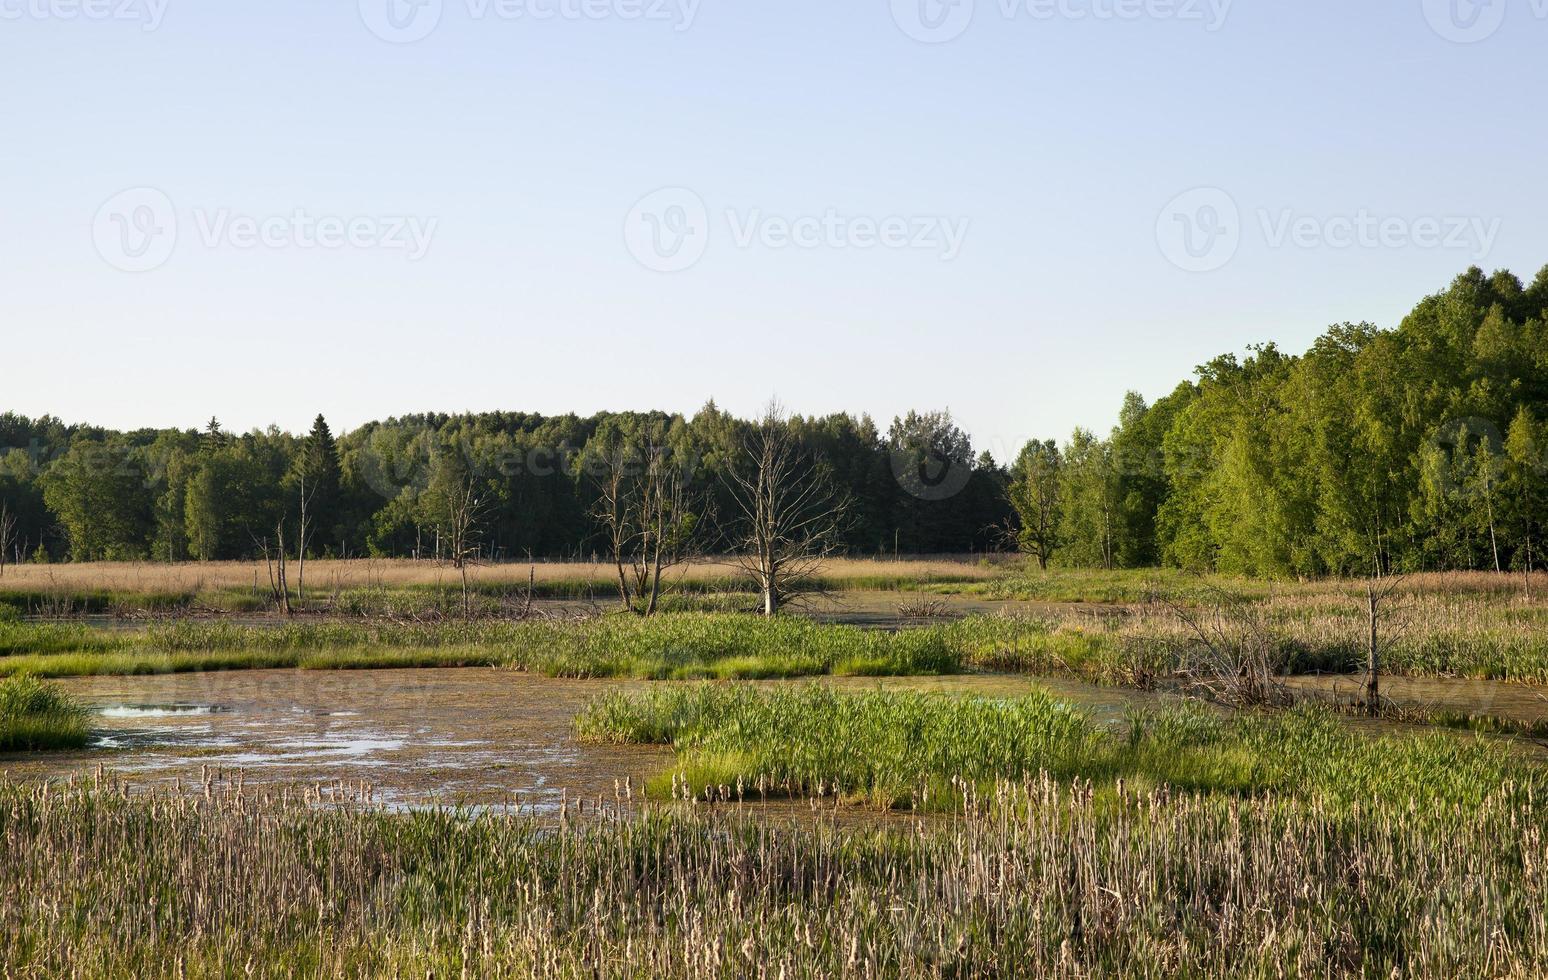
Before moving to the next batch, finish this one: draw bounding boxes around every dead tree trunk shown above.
[1523,536,1535,602]
[1363,574,1404,717]
[591,430,710,617]
[1365,584,1379,715]
[1486,482,1502,573]
[0,501,14,580]
[295,472,315,605]
[443,476,486,620]
[727,402,847,617]
[264,521,292,617]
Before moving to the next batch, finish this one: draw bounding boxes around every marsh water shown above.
[4,670,660,809]
[8,588,1548,805]
[10,664,1546,809]
[3,668,1184,809]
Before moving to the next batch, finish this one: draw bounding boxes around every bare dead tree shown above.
[259,521,292,616]
[725,403,849,616]
[1362,573,1408,717]
[591,437,639,613]
[0,500,15,580]
[442,475,488,619]
[1523,537,1536,603]
[637,437,713,615]
[591,430,712,616]
[295,471,318,605]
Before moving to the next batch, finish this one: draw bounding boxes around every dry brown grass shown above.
[0,556,1002,596]
[2,769,1543,978]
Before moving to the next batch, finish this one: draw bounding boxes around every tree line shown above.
[3,264,1546,581]
[0,404,1008,569]
[1007,265,1548,577]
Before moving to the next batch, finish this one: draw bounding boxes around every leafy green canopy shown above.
[1007,265,1548,576]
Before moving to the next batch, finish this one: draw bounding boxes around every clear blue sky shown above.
[2,0,1544,460]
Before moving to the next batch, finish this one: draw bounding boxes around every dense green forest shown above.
[1009,264,1548,576]
[3,265,1546,575]
[0,404,1009,564]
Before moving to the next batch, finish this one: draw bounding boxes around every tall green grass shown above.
[0,647,509,678]
[0,620,126,657]
[0,615,962,680]
[504,615,960,679]
[0,675,89,752]
[0,620,528,676]
[0,587,199,616]
[8,598,1548,692]
[578,685,1538,811]
[939,615,1153,684]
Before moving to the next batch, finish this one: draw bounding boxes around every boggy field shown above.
[0,556,1003,616]
[5,562,1548,977]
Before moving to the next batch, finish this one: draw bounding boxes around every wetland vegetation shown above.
[3,701,1545,978]
[0,673,88,751]
[6,266,1548,975]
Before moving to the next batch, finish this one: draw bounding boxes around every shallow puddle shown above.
[3,669,669,811]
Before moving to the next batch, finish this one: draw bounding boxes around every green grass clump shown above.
[140,619,525,652]
[0,615,962,680]
[939,615,1160,685]
[0,587,197,616]
[0,620,554,677]
[0,646,505,679]
[505,614,960,680]
[579,685,1540,812]
[0,675,89,752]
[0,621,130,657]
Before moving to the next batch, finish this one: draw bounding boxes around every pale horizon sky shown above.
[2,0,1545,458]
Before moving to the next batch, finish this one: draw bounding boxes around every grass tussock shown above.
[0,675,89,752]
[577,684,1537,812]
[503,615,961,680]
[0,616,962,680]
